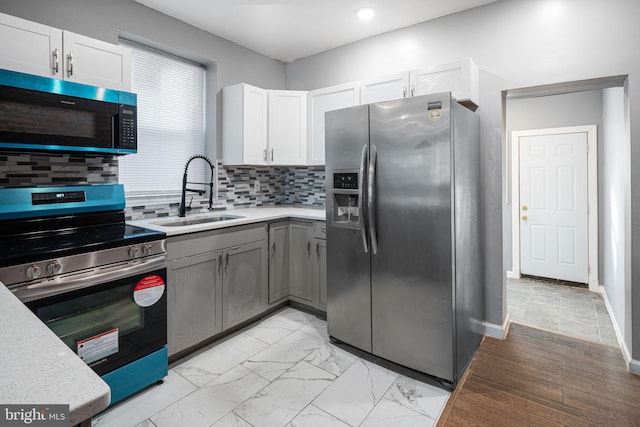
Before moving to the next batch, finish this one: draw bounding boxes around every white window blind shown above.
[119,43,205,194]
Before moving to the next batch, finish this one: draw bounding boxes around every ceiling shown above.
[134,0,497,62]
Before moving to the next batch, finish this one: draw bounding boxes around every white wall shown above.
[601,87,632,350]
[285,0,640,361]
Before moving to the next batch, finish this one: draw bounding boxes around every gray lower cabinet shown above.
[315,237,327,311]
[268,222,290,304]
[289,221,315,303]
[167,224,267,357]
[168,251,222,356]
[287,220,327,311]
[222,239,268,329]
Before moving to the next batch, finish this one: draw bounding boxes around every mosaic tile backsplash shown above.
[0,153,326,220]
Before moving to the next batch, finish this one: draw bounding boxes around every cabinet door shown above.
[168,251,223,356]
[315,238,327,311]
[222,240,268,330]
[410,59,479,108]
[308,82,360,165]
[268,90,307,165]
[0,12,62,78]
[289,221,314,303]
[222,83,268,165]
[243,84,269,164]
[268,222,290,304]
[62,31,131,91]
[360,72,409,104]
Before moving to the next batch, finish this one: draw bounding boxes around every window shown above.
[118,43,206,195]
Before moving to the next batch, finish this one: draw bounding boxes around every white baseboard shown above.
[484,313,510,339]
[599,286,638,374]
[506,270,519,279]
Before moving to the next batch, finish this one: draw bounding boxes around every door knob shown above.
[522,205,528,211]
[522,215,528,220]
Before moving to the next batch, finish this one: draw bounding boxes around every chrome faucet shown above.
[178,154,216,217]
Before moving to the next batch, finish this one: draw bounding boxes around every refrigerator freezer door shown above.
[369,94,455,381]
[325,105,373,353]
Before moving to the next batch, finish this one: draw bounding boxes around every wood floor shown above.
[438,323,640,426]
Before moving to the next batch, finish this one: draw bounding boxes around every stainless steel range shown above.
[0,184,168,406]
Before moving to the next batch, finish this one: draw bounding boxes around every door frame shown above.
[510,125,599,291]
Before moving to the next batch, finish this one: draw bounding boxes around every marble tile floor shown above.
[507,277,619,347]
[94,307,450,427]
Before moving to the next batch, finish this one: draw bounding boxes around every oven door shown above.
[23,258,167,376]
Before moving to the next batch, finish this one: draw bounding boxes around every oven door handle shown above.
[12,255,167,303]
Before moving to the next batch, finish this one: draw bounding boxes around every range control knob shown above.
[46,260,62,275]
[26,264,41,279]
[128,246,140,259]
[141,244,151,256]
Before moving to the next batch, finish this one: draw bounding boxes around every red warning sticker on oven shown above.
[78,328,119,365]
[133,274,165,307]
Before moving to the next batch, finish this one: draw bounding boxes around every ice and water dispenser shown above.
[331,171,361,229]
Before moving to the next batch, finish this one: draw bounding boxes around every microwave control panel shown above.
[117,104,137,149]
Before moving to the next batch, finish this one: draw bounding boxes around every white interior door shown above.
[519,131,588,283]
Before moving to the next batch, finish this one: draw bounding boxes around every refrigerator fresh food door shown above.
[369,94,455,381]
[325,105,373,353]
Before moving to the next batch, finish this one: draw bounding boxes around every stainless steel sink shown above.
[152,214,244,227]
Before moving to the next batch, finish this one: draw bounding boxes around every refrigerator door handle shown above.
[359,144,369,254]
[368,144,378,255]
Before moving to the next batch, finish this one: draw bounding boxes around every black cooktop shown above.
[0,215,164,268]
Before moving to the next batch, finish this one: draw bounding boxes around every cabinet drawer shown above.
[168,223,267,260]
[313,221,326,239]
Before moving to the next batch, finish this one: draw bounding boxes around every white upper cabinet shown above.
[222,83,268,165]
[62,32,131,91]
[268,90,307,165]
[0,12,62,78]
[360,71,410,104]
[411,59,479,109]
[307,82,360,165]
[0,12,131,91]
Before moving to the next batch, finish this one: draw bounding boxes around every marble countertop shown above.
[130,206,326,237]
[0,283,111,425]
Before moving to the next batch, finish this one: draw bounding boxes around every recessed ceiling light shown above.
[357,8,375,21]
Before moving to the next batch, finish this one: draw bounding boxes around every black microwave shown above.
[0,68,136,155]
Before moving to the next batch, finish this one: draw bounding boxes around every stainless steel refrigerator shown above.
[325,92,483,386]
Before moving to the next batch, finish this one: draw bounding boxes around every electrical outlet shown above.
[254,180,260,192]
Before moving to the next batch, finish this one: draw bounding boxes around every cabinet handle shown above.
[307,241,311,258]
[52,49,59,74]
[316,242,319,260]
[225,252,229,272]
[403,86,407,98]
[67,52,74,77]
[218,253,223,276]
[263,149,267,162]
[270,148,274,162]
[411,85,415,97]
[271,242,276,261]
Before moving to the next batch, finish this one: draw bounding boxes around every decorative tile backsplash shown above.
[0,152,118,187]
[0,153,326,220]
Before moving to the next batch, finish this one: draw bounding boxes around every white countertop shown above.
[130,206,326,236]
[0,283,111,424]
